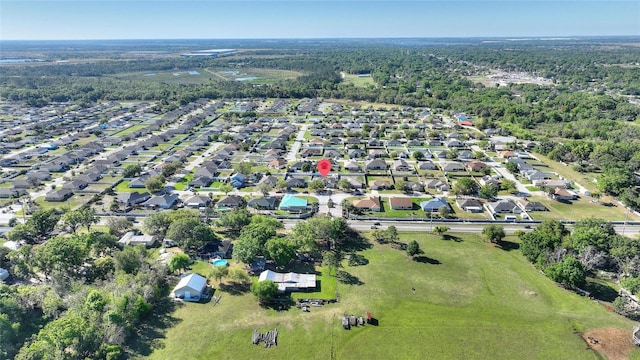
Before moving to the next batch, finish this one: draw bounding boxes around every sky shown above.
[1,1,638,40]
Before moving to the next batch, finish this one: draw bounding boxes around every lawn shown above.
[115,180,137,193]
[34,194,88,211]
[111,124,147,137]
[142,232,638,360]
[532,152,597,193]
[174,173,194,191]
[528,196,640,222]
[342,73,377,88]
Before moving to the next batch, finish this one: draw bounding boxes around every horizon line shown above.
[1,35,639,42]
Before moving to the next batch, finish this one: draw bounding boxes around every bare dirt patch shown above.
[581,327,634,360]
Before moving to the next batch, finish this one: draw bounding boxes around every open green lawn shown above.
[142,232,638,360]
[528,196,640,222]
[342,73,377,88]
[115,180,137,193]
[174,173,194,191]
[532,152,597,192]
[34,194,88,211]
[111,124,147,137]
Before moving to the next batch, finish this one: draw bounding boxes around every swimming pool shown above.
[212,259,228,267]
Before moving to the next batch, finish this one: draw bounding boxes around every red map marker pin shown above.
[317,159,332,177]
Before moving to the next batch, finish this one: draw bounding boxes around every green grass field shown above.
[342,73,377,88]
[528,196,639,222]
[111,124,148,137]
[141,232,638,360]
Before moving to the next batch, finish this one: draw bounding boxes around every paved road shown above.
[281,219,640,236]
[184,142,224,172]
[286,124,308,161]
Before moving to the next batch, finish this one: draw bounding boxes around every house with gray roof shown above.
[420,197,451,212]
[248,196,279,210]
[143,194,179,209]
[365,159,388,170]
[486,199,521,214]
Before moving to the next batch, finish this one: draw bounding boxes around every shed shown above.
[171,273,207,302]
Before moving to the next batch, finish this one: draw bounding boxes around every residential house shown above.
[268,158,287,169]
[194,165,218,179]
[279,194,309,213]
[128,177,148,188]
[183,195,211,208]
[432,150,447,159]
[323,149,341,159]
[368,179,392,190]
[348,149,364,159]
[143,194,179,209]
[365,159,388,171]
[300,148,322,158]
[189,176,212,188]
[118,231,156,247]
[27,171,51,181]
[458,150,473,160]
[440,162,465,172]
[524,170,550,182]
[258,175,278,188]
[456,198,484,213]
[389,197,413,210]
[393,159,411,172]
[467,162,487,172]
[258,270,316,293]
[289,161,310,172]
[171,273,207,302]
[247,197,279,210]
[486,199,522,214]
[287,177,307,188]
[344,177,364,189]
[418,161,437,170]
[552,188,578,201]
[116,191,151,206]
[0,187,26,198]
[420,197,451,212]
[76,172,101,183]
[352,196,381,212]
[446,140,463,148]
[62,180,88,191]
[45,189,74,202]
[229,173,247,188]
[533,179,568,189]
[343,161,361,172]
[404,181,425,193]
[499,150,517,159]
[423,179,450,191]
[517,199,548,212]
[216,195,245,210]
[368,149,387,159]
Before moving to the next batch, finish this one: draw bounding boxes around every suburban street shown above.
[281,218,640,236]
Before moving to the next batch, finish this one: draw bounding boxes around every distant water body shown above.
[0,58,44,63]
[0,36,637,52]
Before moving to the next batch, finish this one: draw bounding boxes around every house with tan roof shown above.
[368,179,392,190]
[353,196,381,212]
[389,197,413,210]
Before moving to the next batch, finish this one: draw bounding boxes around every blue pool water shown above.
[212,259,228,267]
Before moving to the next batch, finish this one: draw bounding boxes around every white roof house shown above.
[118,231,156,247]
[171,273,207,302]
[258,270,316,293]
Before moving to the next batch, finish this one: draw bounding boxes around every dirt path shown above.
[204,68,228,81]
[582,327,634,360]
